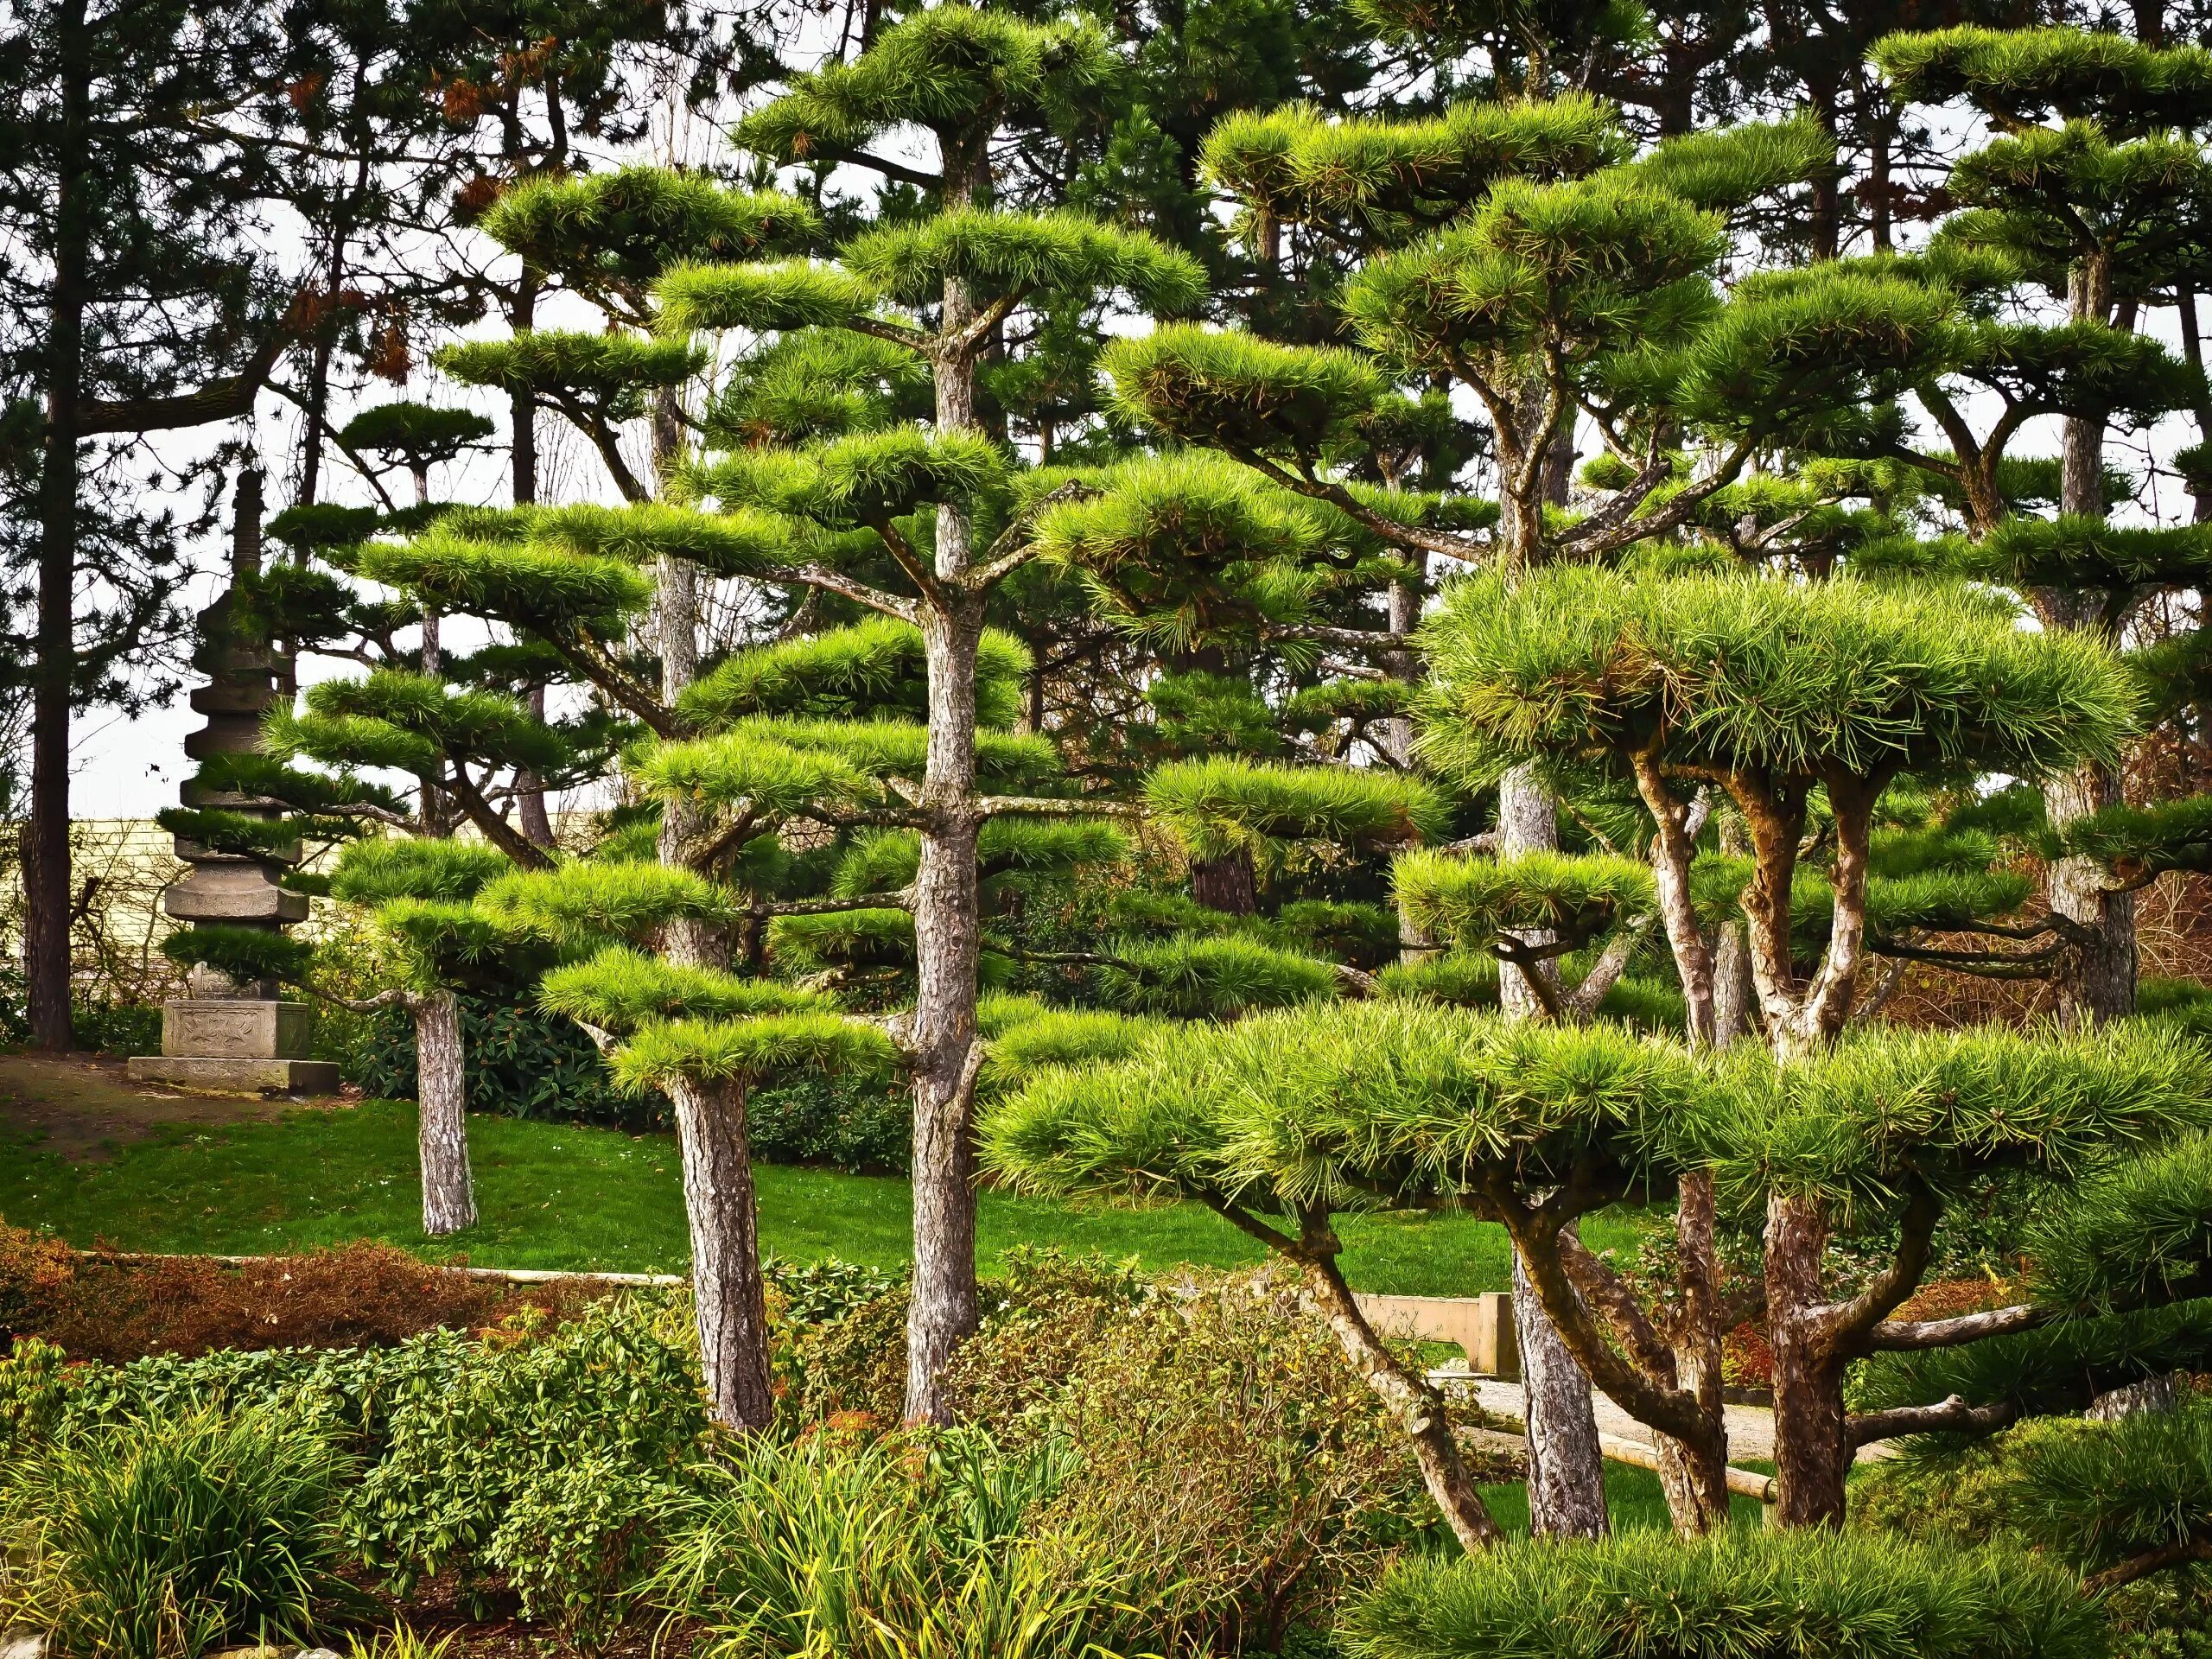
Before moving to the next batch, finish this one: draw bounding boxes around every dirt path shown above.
[0,1052,344,1163]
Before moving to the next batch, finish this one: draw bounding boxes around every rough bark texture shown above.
[2044,251,2136,1025]
[1494,762,1605,1533]
[27,0,92,1053]
[905,599,987,1425]
[1765,1192,1849,1527]
[414,990,477,1236]
[1656,1173,1731,1532]
[1514,1251,1609,1539]
[669,1072,775,1430]
[1712,923,1754,1049]
[1190,848,1260,915]
[902,134,993,1424]
[1632,756,1715,1047]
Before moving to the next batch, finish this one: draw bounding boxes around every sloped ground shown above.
[0,1052,340,1163]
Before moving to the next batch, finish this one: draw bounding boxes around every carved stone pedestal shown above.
[127,999,339,1093]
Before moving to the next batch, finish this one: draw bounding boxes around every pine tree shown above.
[655,2,1206,1423]
[1872,28,2212,1023]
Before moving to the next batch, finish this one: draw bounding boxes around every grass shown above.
[1478,1465,1767,1536]
[3,1098,1641,1296]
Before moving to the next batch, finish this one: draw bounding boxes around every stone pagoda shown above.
[128,469,340,1093]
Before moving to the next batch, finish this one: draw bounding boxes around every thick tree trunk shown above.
[2045,251,2136,1025]
[1190,848,1259,915]
[902,137,993,1420]
[1765,1191,1848,1528]
[1713,923,1754,1049]
[905,601,986,1425]
[26,0,92,1054]
[669,1072,775,1430]
[1514,1251,1609,1539]
[414,990,477,1236]
[1494,763,1605,1533]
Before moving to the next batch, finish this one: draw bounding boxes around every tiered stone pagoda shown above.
[128,469,339,1093]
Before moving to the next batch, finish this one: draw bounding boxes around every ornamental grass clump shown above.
[0,1402,353,1659]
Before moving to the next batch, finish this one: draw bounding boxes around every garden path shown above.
[1456,1376,1894,1465]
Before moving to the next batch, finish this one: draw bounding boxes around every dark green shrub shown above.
[0,1400,353,1659]
[346,994,666,1128]
[1340,1528,2107,1659]
[70,1000,163,1057]
[750,1068,912,1172]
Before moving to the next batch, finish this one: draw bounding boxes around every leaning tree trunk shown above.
[1764,1191,1850,1528]
[1298,1235,1503,1555]
[414,990,477,1236]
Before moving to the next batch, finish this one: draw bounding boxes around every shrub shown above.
[345,1294,709,1639]
[0,1218,75,1344]
[647,1424,1133,1659]
[3,1235,606,1365]
[1340,1528,2107,1659]
[4,1291,715,1649]
[749,1068,913,1171]
[0,1401,353,1659]
[1033,1267,1444,1655]
[347,993,664,1128]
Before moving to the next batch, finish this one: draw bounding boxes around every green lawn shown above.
[3,1097,1640,1296]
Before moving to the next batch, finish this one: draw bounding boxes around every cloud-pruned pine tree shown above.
[650,0,1206,1425]
[986,1000,2212,1534]
[1417,565,2139,1058]
[1871,28,2212,1025]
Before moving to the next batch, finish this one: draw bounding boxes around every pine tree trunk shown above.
[1656,1172,1732,1533]
[2045,251,2136,1025]
[1765,1191,1848,1528]
[1713,922,1754,1049]
[1497,762,1606,1534]
[518,684,556,849]
[905,599,986,1426]
[1514,1252,1609,1539]
[902,131,994,1421]
[414,990,476,1236]
[1190,848,1259,915]
[26,0,92,1055]
[668,1072,774,1431]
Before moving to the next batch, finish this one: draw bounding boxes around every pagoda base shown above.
[125,1055,341,1094]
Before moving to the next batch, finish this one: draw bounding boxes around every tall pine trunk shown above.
[26,0,92,1054]
[1497,762,1607,1538]
[669,1071,774,1429]
[414,990,476,1236]
[2045,251,2136,1025]
[652,422,772,1429]
[906,595,986,1424]
[902,130,993,1424]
